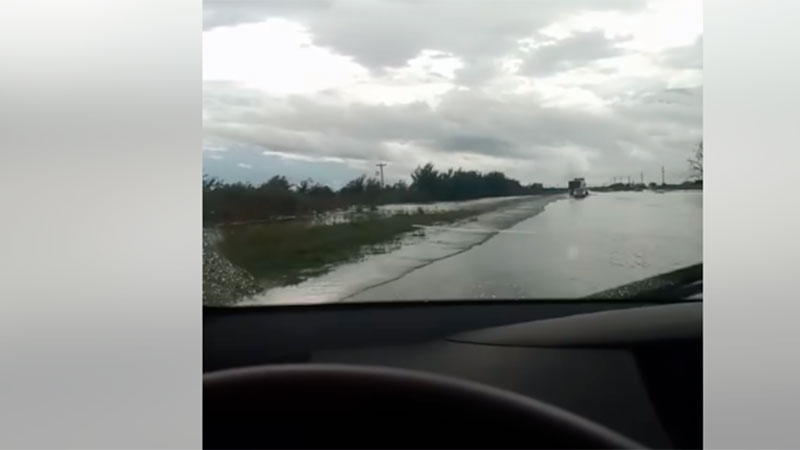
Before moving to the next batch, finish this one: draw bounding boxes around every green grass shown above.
[218,210,475,287]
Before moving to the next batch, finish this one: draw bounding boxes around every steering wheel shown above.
[204,364,644,449]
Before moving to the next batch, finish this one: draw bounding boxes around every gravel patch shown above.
[203,228,262,306]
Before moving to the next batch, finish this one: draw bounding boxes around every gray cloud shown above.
[616,86,703,128]
[454,58,504,87]
[203,0,334,30]
[204,79,701,184]
[658,36,703,69]
[521,30,633,76]
[436,135,513,154]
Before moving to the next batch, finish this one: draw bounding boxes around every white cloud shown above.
[203,19,471,107]
[262,150,345,164]
[544,0,702,52]
[203,18,368,95]
[237,163,253,169]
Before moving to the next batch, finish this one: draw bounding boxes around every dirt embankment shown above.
[203,228,261,306]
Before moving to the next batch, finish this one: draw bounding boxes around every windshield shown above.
[202,0,703,307]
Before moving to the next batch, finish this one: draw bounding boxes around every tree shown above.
[391,180,409,191]
[688,140,703,180]
[295,178,314,194]
[364,176,383,203]
[527,182,544,193]
[203,174,221,191]
[308,183,334,197]
[203,162,542,224]
[262,175,292,191]
[410,163,440,198]
[339,175,367,196]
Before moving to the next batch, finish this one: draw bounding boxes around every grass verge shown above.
[218,210,476,287]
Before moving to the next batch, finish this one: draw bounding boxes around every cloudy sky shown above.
[203,0,702,188]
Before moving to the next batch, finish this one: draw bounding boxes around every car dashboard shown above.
[204,300,701,448]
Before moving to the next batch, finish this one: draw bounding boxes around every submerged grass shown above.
[218,210,475,287]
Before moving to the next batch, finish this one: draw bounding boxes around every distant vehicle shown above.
[568,178,589,198]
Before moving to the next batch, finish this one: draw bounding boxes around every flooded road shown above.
[350,191,702,301]
[240,195,559,305]
[239,191,701,305]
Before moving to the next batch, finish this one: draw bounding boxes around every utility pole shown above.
[640,171,643,186]
[376,162,386,187]
[661,166,665,186]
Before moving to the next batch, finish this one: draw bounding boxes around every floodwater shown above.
[311,195,528,225]
[352,191,702,301]
[239,191,702,305]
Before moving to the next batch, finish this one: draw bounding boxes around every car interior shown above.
[204,298,701,449]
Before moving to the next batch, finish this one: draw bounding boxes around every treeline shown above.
[590,179,703,192]
[203,163,560,225]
